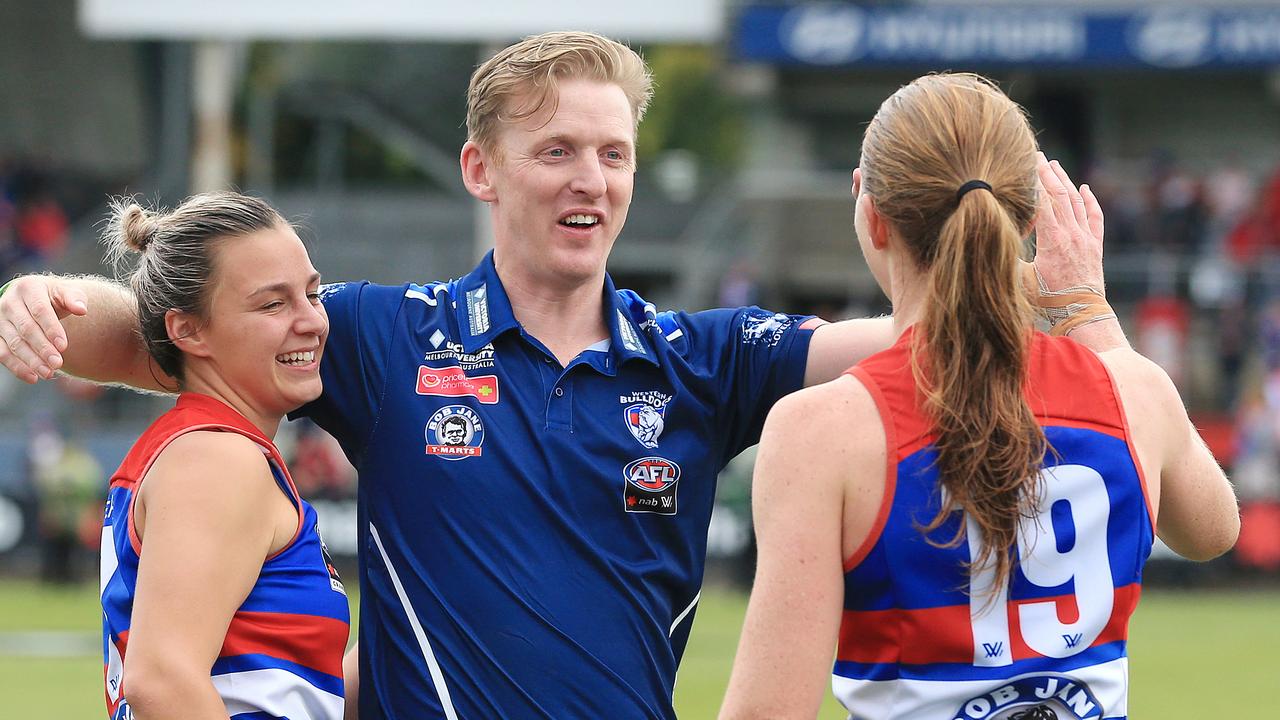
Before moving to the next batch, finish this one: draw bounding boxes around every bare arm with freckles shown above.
[0,274,171,391]
[1101,347,1239,560]
[803,156,1127,386]
[720,377,879,718]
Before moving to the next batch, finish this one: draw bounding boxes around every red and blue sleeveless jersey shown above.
[100,393,350,720]
[836,330,1155,720]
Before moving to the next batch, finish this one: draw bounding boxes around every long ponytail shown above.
[913,187,1045,592]
[860,73,1046,592]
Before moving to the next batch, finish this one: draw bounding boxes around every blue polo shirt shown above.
[299,252,816,719]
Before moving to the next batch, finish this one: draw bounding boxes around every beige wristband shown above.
[1021,263,1117,336]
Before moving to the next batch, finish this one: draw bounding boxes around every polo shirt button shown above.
[554,387,564,397]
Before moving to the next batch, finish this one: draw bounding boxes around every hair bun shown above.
[119,204,156,252]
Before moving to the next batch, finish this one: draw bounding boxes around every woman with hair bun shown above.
[98,192,349,719]
[720,74,1238,720]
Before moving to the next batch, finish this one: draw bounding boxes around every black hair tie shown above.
[956,180,993,201]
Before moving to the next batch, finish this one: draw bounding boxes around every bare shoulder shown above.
[1096,348,1183,424]
[1094,347,1187,499]
[142,431,276,506]
[764,374,880,451]
[758,374,885,493]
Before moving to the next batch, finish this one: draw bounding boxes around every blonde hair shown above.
[466,31,654,155]
[860,73,1044,593]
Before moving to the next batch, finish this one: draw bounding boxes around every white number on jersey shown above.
[968,464,1114,666]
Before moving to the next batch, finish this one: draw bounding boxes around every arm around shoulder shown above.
[803,317,897,387]
[0,274,169,390]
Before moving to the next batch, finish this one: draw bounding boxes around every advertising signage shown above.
[80,0,724,42]
[735,4,1280,68]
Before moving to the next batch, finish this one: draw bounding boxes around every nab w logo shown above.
[982,642,1004,658]
[1063,633,1084,649]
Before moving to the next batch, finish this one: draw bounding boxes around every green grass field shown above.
[3,580,1276,718]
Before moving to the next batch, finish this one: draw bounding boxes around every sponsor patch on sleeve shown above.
[741,310,796,347]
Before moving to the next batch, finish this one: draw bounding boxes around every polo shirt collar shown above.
[455,251,658,369]
[455,251,520,354]
[602,273,659,370]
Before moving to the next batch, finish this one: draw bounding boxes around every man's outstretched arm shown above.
[0,274,171,391]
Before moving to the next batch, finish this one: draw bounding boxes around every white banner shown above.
[79,0,724,42]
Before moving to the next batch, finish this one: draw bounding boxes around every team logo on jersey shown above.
[625,403,666,449]
[416,366,500,404]
[316,523,346,595]
[741,310,794,348]
[620,390,673,449]
[952,674,1103,719]
[425,405,484,459]
[623,457,680,515]
[423,340,496,371]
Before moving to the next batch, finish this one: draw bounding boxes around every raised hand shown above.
[1032,151,1106,295]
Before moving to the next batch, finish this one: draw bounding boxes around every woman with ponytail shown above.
[98,193,349,720]
[720,73,1238,720]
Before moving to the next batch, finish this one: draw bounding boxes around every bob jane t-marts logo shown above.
[952,674,1103,719]
[425,405,484,460]
[623,457,680,515]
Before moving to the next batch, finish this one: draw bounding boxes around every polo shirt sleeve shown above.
[290,281,406,465]
[674,306,817,464]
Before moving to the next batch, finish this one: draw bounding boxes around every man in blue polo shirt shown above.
[0,31,1121,720]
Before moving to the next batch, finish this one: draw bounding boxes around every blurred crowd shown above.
[1092,155,1280,574]
[1091,153,1280,263]
[0,156,72,279]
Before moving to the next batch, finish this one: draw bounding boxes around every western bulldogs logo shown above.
[625,403,665,449]
[624,457,680,515]
[425,405,484,460]
[741,310,794,347]
[952,674,1103,719]
[620,390,673,449]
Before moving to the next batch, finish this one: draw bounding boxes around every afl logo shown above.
[625,457,680,491]
[624,457,680,515]
[425,405,484,460]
